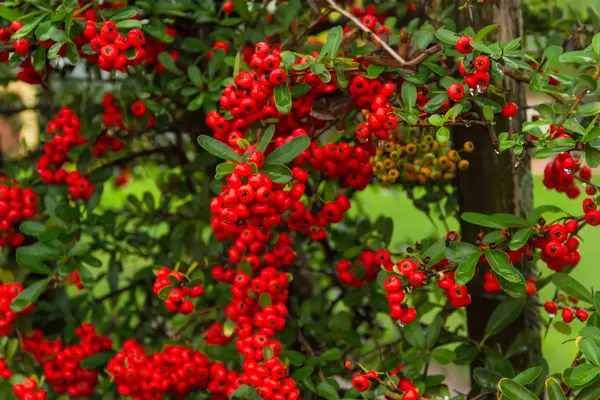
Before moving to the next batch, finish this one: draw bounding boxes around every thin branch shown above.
[558,67,600,126]
[504,69,566,105]
[297,331,327,382]
[325,0,407,65]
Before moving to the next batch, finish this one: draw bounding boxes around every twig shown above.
[281,10,334,50]
[325,0,407,65]
[360,43,443,69]
[557,67,600,126]
[504,69,566,105]
[297,331,327,382]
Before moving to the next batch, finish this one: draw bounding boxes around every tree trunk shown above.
[446,0,542,382]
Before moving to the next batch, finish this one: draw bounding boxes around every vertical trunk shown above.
[446,0,541,378]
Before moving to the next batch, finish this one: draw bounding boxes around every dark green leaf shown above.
[484,296,525,339]
[485,250,525,284]
[318,26,343,61]
[509,228,534,250]
[261,163,292,184]
[435,28,460,45]
[274,84,292,114]
[402,82,417,110]
[552,273,593,303]
[80,352,115,369]
[208,49,226,79]
[257,125,275,153]
[10,278,51,312]
[579,338,600,367]
[545,378,566,400]
[12,14,47,39]
[513,366,541,385]
[264,135,310,165]
[454,252,481,286]
[158,52,181,74]
[498,378,538,400]
[570,364,600,386]
[317,382,339,400]
[197,135,241,162]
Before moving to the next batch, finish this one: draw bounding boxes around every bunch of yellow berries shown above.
[371,127,474,186]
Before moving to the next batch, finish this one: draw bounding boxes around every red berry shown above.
[501,102,518,118]
[352,374,370,392]
[447,83,465,101]
[456,36,473,54]
[14,38,30,54]
[223,1,234,13]
[473,55,490,71]
[576,309,589,322]
[562,307,574,323]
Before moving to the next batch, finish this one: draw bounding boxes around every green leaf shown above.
[286,351,305,366]
[574,379,600,399]
[0,6,22,21]
[158,52,181,74]
[462,212,508,229]
[317,382,339,400]
[232,0,251,20]
[552,273,593,303]
[320,348,342,361]
[509,228,534,250]
[181,37,208,52]
[264,135,310,165]
[475,24,499,41]
[436,127,450,142]
[258,293,271,307]
[257,125,275,153]
[484,296,525,339]
[68,243,91,257]
[115,19,142,29]
[570,364,600,386]
[187,93,205,111]
[413,22,436,50]
[80,352,114,369]
[579,338,600,367]
[593,33,600,55]
[274,84,292,114]
[474,368,503,390]
[498,378,538,400]
[586,145,600,168]
[485,250,525,285]
[18,221,47,237]
[578,102,600,117]
[431,348,456,365]
[32,45,47,72]
[435,28,460,45]
[208,49,226,79]
[144,24,175,44]
[197,135,241,162]
[10,278,51,312]
[110,9,139,22]
[404,322,426,349]
[454,252,481,286]
[424,93,448,113]
[12,14,47,39]
[543,45,563,63]
[261,163,292,184]
[503,38,521,53]
[513,366,541,385]
[231,385,261,400]
[318,26,343,61]
[187,65,202,87]
[545,378,566,400]
[559,51,598,64]
[425,316,443,349]
[446,104,463,121]
[402,82,417,110]
[445,242,480,262]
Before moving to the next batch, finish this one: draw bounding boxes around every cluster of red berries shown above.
[530,220,582,272]
[210,166,291,247]
[287,193,351,241]
[38,107,95,200]
[101,93,156,134]
[0,21,29,55]
[544,295,589,323]
[350,4,391,36]
[23,324,112,397]
[0,283,32,335]
[84,21,146,72]
[205,322,235,346]
[351,76,398,141]
[153,267,204,315]
[336,250,390,287]
[542,152,593,199]
[383,274,417,324]
[295,140,374,190]
[107,340,238,398]
[350,369,419,400]
[0,358,12,379]
[12,378,47,400]
[0,22,53,84]
[437,271,473,308]
[68,270,84,290]
[0,180,38,247]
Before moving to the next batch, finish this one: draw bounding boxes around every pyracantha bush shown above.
[0,0,598,399]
